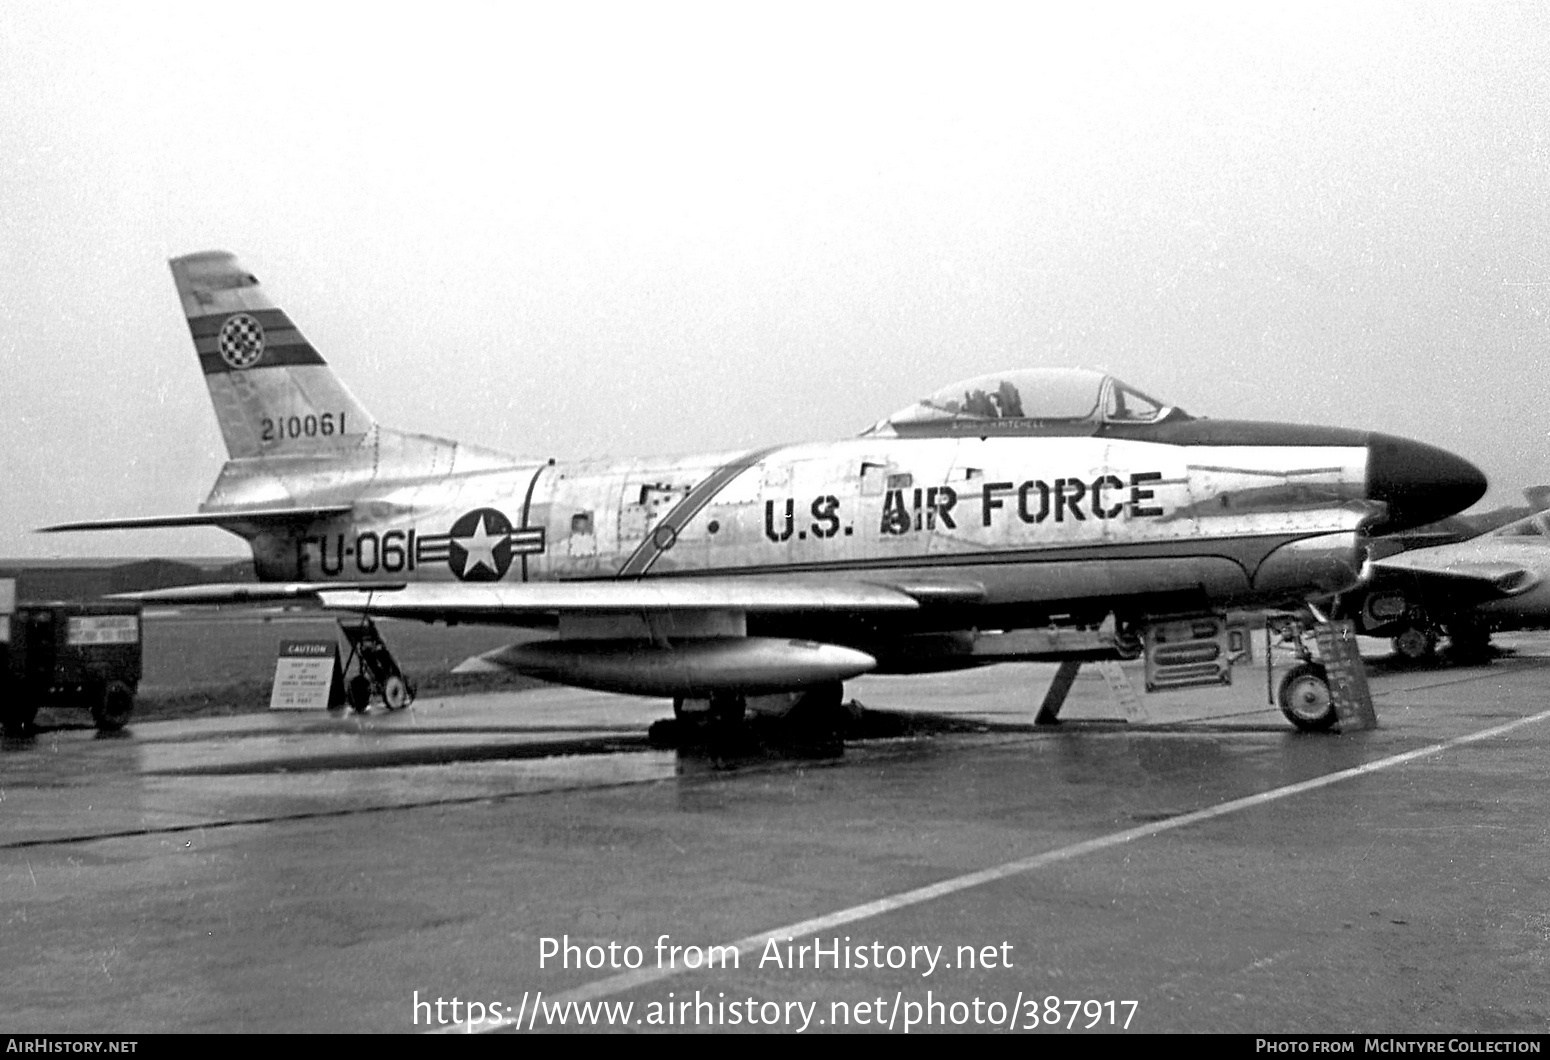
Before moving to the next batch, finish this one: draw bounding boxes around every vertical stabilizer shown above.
[172,251,376,460]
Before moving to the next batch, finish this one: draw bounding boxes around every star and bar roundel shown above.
[416,508,545,581]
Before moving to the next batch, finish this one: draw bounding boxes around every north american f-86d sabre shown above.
[45,251,1488,735]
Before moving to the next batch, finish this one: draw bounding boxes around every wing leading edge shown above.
[313,579,927,619]
[118,577,957,616]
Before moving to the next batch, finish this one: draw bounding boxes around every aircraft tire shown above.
[347,675,372,712]
[647,718,680,749]
[1445,622,1493,664]
[91,680,135,732]
[1392,626,1438,662]
[383,675,411,711]
[1278,663,1337,732]
[783,682,846,757]
[707,693,747,729]
[1113,628,1144,661]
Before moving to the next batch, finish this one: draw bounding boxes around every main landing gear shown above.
[1379,605,1493,667]
[648,682,849,757]
[1391,625,1438,663]
[1443,619,1493,663]
[1388,617,1496,666]
[649,693,751,754]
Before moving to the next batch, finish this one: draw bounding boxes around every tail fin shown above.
[172,251,376,460]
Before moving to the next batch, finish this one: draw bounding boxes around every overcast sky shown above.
[2,2,1547,559]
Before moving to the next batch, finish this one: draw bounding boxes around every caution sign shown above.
[270,639,346,711]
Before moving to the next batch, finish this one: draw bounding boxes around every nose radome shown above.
[1366,433,1488,532]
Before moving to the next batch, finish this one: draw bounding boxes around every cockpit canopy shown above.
[862,368,1183,438]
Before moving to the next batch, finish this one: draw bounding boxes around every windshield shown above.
[869,368,1174,434]
[1105,381,1167,422]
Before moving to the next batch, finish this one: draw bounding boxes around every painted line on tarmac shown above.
[456,705,1550,1033]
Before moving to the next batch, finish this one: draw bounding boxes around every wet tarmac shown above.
[3,636,1549,1033]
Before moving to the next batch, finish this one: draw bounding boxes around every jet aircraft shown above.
[1340,492,1550,661]
[44,252,1489,734]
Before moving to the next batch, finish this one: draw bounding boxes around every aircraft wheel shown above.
[1278,663,1337,732]
[707,693,746,729]
[347,675,372,712]
[1445,622,1493,664]
[784,682,846,757]
[91,680,135,732]
[382,675,411,711]
[1392,626,1438,662]
[647,718,680,749]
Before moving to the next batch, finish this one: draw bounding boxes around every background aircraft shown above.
[43,252,1489,734]
[1339,490,1550,661]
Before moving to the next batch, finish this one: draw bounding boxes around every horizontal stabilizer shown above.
[113,581,399,606]
[40,505,354,533]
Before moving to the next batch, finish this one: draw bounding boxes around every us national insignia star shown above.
[448,508,515,581]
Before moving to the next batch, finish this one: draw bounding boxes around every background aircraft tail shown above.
[172,251,376,460]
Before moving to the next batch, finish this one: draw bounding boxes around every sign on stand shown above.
[270,639,346,710]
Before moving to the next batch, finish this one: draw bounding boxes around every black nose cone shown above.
[1367,433,1488,532]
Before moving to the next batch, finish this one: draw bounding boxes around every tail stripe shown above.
[186,308,298,339]
[186,306,325,374]
[193,329,309,353]
[197,346,325,375]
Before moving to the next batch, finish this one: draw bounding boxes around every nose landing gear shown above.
[1268,613,1377,733]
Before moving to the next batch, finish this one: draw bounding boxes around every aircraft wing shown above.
[312,579,929,621]
[118,577,981,616]
[1368,553,1540,599]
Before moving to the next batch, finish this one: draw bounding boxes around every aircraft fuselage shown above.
[236,432,1375,636]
